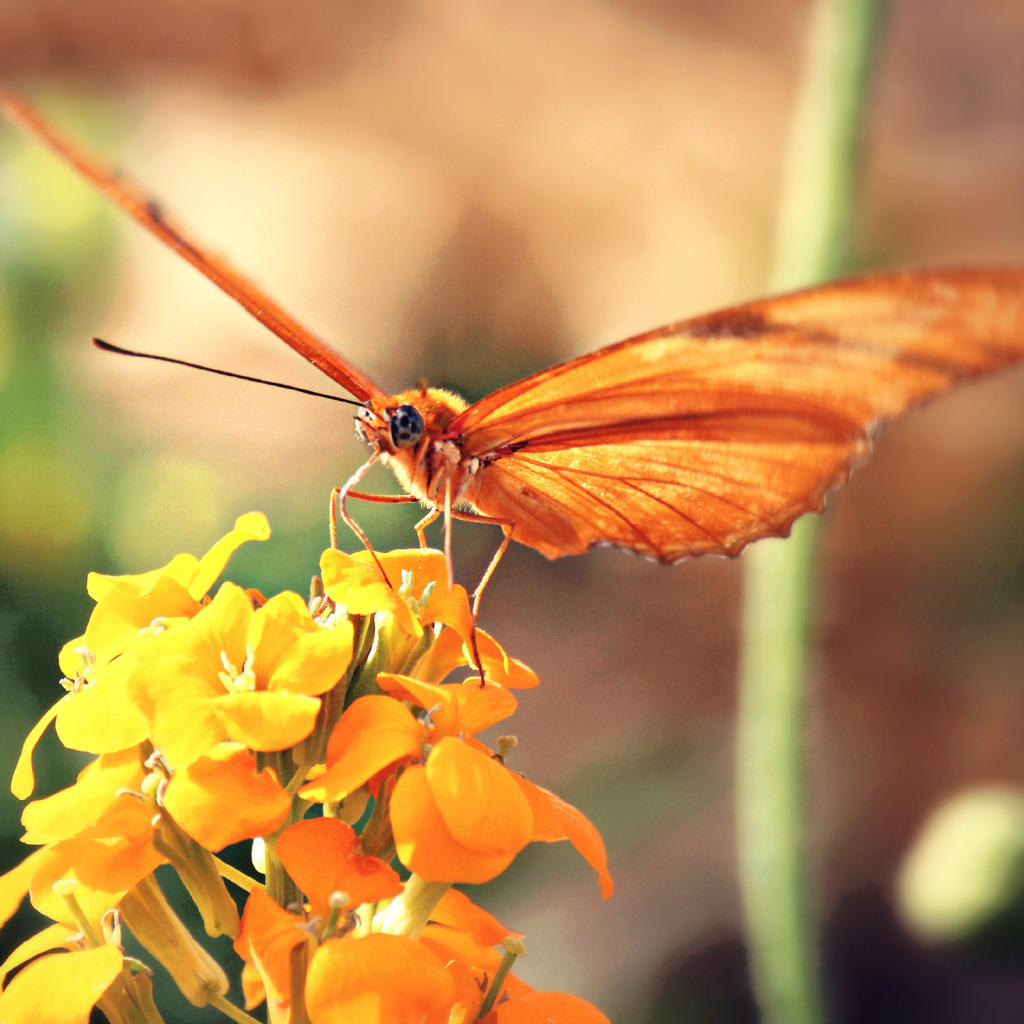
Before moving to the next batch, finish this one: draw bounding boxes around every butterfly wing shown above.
[0,88,385,404]
[450,269,1024,561]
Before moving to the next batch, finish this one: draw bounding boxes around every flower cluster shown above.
[0,512,612,1024]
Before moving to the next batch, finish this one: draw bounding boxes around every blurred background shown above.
[2,1,1024,1021]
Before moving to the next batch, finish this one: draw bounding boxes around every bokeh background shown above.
[2,1,1024,1021]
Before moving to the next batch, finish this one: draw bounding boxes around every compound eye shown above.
[389,404,425,448]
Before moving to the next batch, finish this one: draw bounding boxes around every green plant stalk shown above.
[736,1,886,1023]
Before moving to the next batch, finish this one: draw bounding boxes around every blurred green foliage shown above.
[0,94,251,1023]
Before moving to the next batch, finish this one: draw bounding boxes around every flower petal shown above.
[0,922,78,982]
[429,888,522,946]
[128,582,262,767]
[11,699,61,800]
[427,739,532,856]
[513,775,613,899]
[29,838,161,920]
[306,932,456,1024]
[249,591,354,696]
[54,654,149,754]
[0,848,45,928]
[488,990,612,1024]
[128,654,231,768]
[378,675,517,739]
[411,627,538,689]
[79,573,201,670]
[21,748,150,845]
[299,696,423,804]
[233,887,309,1016]
[320,549,419,637]
[276,818,402,919]
[367,549,450,596]
[212,691,323,751]
[187,511,271,600]
[0,946,123,1024]
[473,630,539,690]
[387,745,528,888]
[162,743,290,849]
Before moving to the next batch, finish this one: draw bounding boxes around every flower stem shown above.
[54,880,104,949]
[478,937,526,1019]
[737,1,885,1023]
[212,854,262,894]
[374,874,450,939]
[206,991,265,1024]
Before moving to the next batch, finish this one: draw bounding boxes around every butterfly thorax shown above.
[356,386,479,509]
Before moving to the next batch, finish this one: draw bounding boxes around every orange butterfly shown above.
[4,88,1024,592]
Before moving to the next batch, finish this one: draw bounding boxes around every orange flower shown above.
[320,547,538,689]
[128,583,353,768]
[412,625,539,690]
[390,737,533,884]
[0,877,142,1024]
[3,510,613,1024]
[162,742,291,850]
[321,548,471,641]
[305,931,458,1024]
[12,748,165,917]
[234,887,311,1016]
[299,695,425,805]
[417,894,526,1019]
[417,926,520,1020]
[378,674,518,743]
[376,677,613,896]
[275,817,402,921]
[514,775,614,899]
[4,839,141,930]
[484,990,612,1024]
[21,747,153,847]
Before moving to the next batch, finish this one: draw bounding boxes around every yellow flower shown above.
[128,583,353,768]
[11,512,270,799]
[3,514,612,1024]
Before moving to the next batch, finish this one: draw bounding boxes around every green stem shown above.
[736,1,886,1023]
[738,520,822,1024]
[206,991,265,1024]
[770,0,886,292]
[477,937,526,1019]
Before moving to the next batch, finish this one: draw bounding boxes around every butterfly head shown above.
[356,389,469,453]
[356,402,425,451]
[356,387,473,505]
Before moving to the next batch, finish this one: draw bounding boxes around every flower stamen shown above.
[219,647,257,692]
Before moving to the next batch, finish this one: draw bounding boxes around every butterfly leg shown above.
[413,508,441,550]
[447,509,515,684]
[443,480,456,588]
[468,520,515,621]
[330,453,393,583]
[347,491,420,505]
[346,489,423,550]
[344,492,439,552]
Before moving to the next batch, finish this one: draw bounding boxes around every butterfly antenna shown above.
[92,338,364,406]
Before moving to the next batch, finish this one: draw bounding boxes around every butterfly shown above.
[4,87,1024,592]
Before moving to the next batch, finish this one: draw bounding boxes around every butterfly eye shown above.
[389,404,425,448]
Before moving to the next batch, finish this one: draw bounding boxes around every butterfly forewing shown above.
[0,87,384,405]
[456,269,1024,561]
